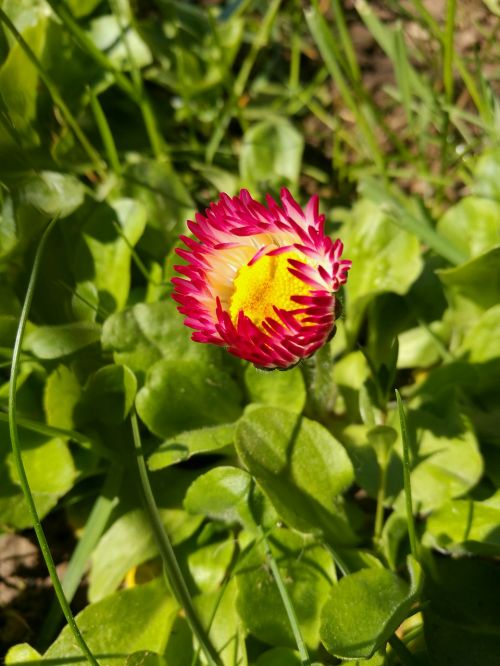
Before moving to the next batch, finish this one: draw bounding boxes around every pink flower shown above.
[172,189,351,369]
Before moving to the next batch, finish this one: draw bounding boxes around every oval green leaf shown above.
[320,556,422,659]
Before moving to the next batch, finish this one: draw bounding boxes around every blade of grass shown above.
[0,9,104,175]
[206,0,282,163]
[111,221,168,288]
[393,23,414,131]
[258,526,311,666]
[38,466,123,649]
[359,178,467,265]
[355,0,431,103]
[44,0,136,100]
[110,0,165,159]
[305,1,385,171]
[331,0,361,83]
[440,0,457,183]
[288,5,302,91]
[8,217,100,666]
[412,0,490,121]
[88,88,122,176]
[443,0,457,104]
[0,411,121,464]
[395,390,419,560]
[46,0,165,159]
[130,408,222,666]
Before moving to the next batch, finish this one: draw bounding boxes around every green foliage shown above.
[1,0,500,663]
[236,406,357,545]
[320,557,422,659]
[44,579,178,665]
[236,529,336,651]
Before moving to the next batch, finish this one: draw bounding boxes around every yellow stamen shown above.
[229,251,313,327]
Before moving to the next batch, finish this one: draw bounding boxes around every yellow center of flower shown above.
[229,252,313,327]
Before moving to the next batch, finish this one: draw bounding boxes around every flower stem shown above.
[374,455,388,542]
[395,390,419,560]
[8,217,100,666]
[130,409,222,666]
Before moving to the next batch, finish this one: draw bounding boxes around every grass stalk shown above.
[395,390,419,560]
[0,8,104,175]
[331,0,361,83]
[130,409,222,666]
[259,527,311,666]
[206,0,282,162]
[305,1,385,171]
[88,88,122,175]
[412,0,490,121]
[374,457,388,542]
[45,0,137,100]
[0,411,121,464]
[110,0,165,159]
[359,179,467,265]
[47,0,165,159]
[443,0,457,104]
[38,467,123,649]
[8,217,100,666]
[440,0,457,184]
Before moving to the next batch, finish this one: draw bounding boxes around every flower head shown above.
[172,188,351,369]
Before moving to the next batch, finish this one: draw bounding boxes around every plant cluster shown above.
[1,1,500,665]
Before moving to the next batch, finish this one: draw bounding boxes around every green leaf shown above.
[397,321,446,369]
[196,578,247,666]
[5,643,42,664]
[438,246,500,316]
[0,18,45,149]
[0,424,76,529]
[89,468,203,601]
[320,556,422,659]
[102,300,229,383]
[15,171,85,218]
[74,198,147,312]
[90,15,152,71]
[187,537,235,593]
[89,505,202,602]
[472,148,500,200]
[43,364,82,430]
[254,648,302,666]
[235,406,357,545]
[24,321,101,359]
[66,0,102,18]
[423,554,500,665]
[136,358,242,438]
[78,364,137,426]
[44,578,178,665]
[394,407,483,513]
[236,528,336,650]
[459,304,500,363]
[244,364,306,412]
[239,118,304,192]
[71,280,99,322]
[124,159,193,259]
[148,422,236,470]
[184,466,253,527]
[423,491,500,556]
[126,653,166,666]
[437,196,500,259]
[341,199,423,335]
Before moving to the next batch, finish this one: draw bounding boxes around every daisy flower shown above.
[172,188,351,369]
